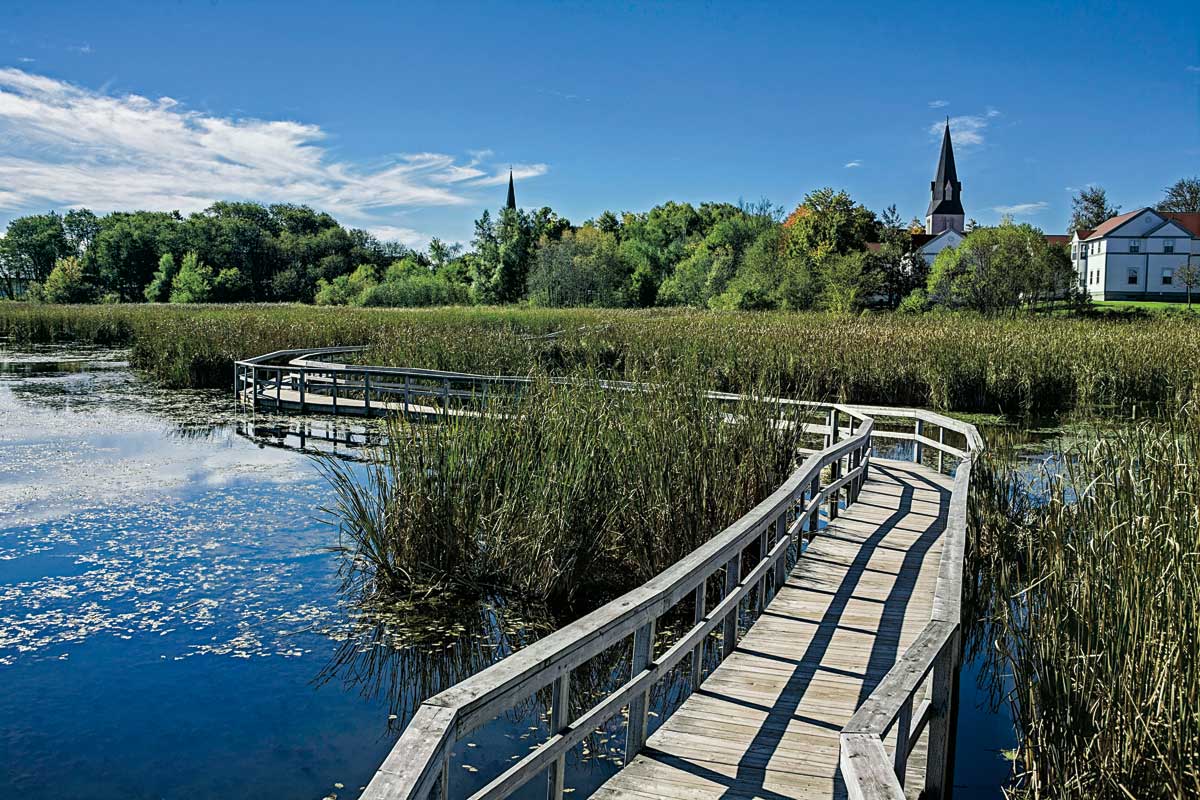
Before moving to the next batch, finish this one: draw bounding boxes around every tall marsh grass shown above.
[3,302,1199,415]
[318,375,807,605]
[970,412,1200,797]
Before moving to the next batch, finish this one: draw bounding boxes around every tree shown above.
[782,188,878,261]
[1,213,70,286]
[211,267,252,302]
[1158,177,1200,213]
[63,209,101,256]
[1173,262,1200,308]
[528,226,631,307]
[874,205,924,309]
[927,221,1072,314]
[144,253,178,302]
[1069,186,1120,233]
[819,252,879,314]
[41,257,95,303]
[169,251,213,303]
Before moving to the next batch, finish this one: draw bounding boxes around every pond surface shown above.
[0,345,1020,798]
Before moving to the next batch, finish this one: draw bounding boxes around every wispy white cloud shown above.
[928,99,949,108]
[0,69,545,244]
[929,108,1001,148]
[1187,65,1200,73]
[16,57,35,64]
[365,225,427,247]
[844,160,862,168]
[68,43,93,55]
[992,201,1047,215]
[471,164,550,186]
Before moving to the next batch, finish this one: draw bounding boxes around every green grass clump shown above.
[318,375,807,605]
[970,412,1200,797]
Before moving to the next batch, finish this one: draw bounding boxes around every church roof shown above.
[927,121,964,217]
[505,169,516,210]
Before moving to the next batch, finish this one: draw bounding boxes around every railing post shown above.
[332,371,339,416]
[625,620,655,763]
[828,454,841,521]
[438,748,450,800]
[894,695,913,786]
[937,427,945,473]
[404,375,412,414]
[547,673,571,800]
[690,582,706,684]
[298,368,306,413]
[275,367,282,408]
[828,408,840,448]
[772,513,788,599]
[721,553,740,657]
[808,475,820,535]
[443,378,450,416]
[914,418,924,464]
[364,371,372,416]
[755,528,769,613]
[251,367,259,410]
[924,629,961,800]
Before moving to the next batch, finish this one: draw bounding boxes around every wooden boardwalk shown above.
[594,459,951,800]
[234,349,979,800]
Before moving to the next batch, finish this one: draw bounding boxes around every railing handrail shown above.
[839,409,980,800]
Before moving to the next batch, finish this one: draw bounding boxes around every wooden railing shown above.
[232,349,981,800]
[838,407,983,800]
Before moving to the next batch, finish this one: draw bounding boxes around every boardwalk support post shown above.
[299,368,306,413]
[547,673,571,800]
[690,582,706,683]
[332,371,339,415]
[626,620,655,763]
[914,418,924,464]
[364,371,372,416]
[722,553,740,656]
[923,628,960,800]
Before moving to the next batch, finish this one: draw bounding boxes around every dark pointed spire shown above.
[505,168,516,210]
[927,118,964,219]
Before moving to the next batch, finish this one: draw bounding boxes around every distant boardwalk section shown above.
[235,348,981,800]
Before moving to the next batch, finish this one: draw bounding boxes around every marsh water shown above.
[1,345,1018,798]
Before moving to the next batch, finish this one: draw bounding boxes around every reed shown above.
[969,412,1200,797]
[317,373,808,605]
[3,302,1200,415]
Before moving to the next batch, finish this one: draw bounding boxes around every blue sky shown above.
[1,0,1197,247]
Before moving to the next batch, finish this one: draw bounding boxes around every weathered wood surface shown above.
[594,459,952,800]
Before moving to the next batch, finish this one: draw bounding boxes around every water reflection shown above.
[0,343,1046,799]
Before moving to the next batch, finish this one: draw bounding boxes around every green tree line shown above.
[22,180,1198,314]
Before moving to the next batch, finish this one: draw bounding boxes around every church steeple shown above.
[925,118,965,234]
[505,168,517,210]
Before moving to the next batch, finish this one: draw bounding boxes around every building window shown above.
[1164,239,1175,254]
[1129,239,1141,253]
[1072,245,1077,257]
[1127,268,1138,285]
[1163,270,1173,286]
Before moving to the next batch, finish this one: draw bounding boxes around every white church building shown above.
[1070,208,1200,301]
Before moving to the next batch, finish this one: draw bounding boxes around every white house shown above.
[1070,208,1200,301]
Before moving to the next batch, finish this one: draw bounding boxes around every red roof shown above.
[1082,208,1200,240]
[1083,208,1144,240]
[1163,212,1200,237]
[1043,235,1070,246]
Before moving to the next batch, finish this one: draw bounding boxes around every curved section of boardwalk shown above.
[596,460,950,800]
[233,348,980,800]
